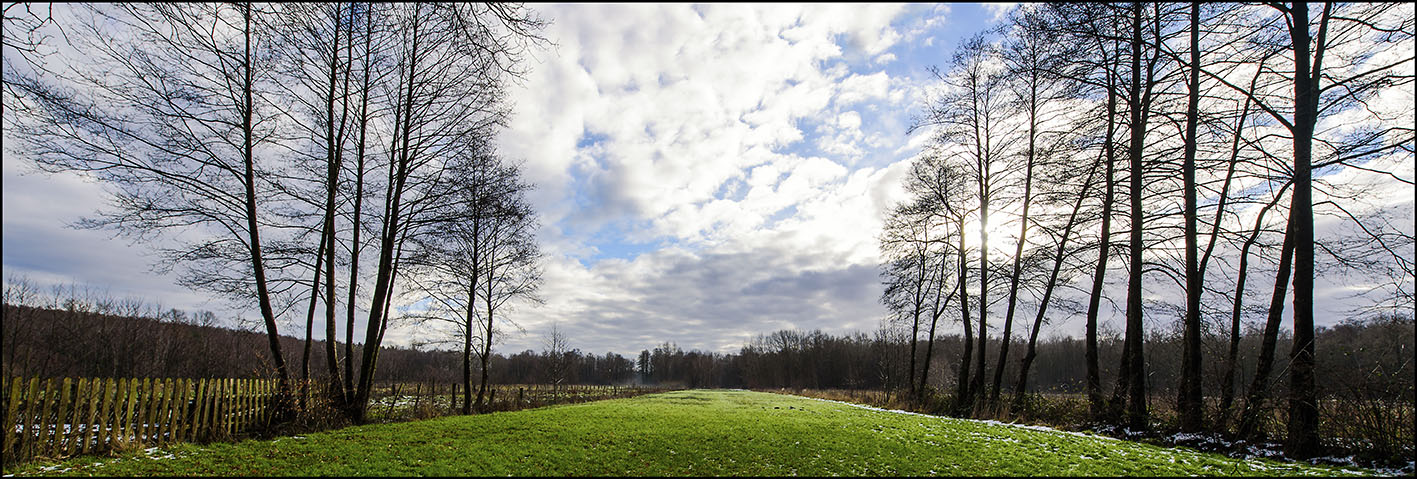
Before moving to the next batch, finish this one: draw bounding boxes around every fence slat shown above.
[206,379,218,440]
[157,379,174,444]
[232,378,241,435]
[132,378,145,443]
[20,377,39,461]
[192,379,208,442]
[173,379,189,443]
[81,378,101,455]
[166,378,180,443]
[35,378,56,459]
[3,378,21,458]
[206,379,219,441]
[220,378,229,437]
[154,379,170,444]
[123,376,138,444]
[240,379,250,432]
[234,379,244,433]
[218,379,230,438]
[54,378,74,457]
[70,378,88,456]
[96,378,115,454]
[139,378,156,443]
[257,380,268,427]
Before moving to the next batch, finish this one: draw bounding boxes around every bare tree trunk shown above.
[993,75,1039,405]
[355,5,424,421]
[1177,1,1204,433]
[1012,144,1101,410]
[973,155,991,414]
[1284,1,1326,458]
[240,3,294,412]
[919,249,953,399]
[463,286,476,414]
[344,3,375,406]
[1221,183,1288,430]
[301,234,329,410]
[1237,220,1295,440]
[1211,71,1261,431]
[322,2,354,407]
[1118,1,1150,431]
[907,252,926,396]
[1086,49,1118,421]
[954,221,973,414]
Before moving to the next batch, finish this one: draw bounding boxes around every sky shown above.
[3,3,1411,358]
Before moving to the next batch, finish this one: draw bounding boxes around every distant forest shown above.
[5,303,1409,402]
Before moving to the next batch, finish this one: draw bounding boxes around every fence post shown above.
[385,384,400,420]
[243,379,252,432]
[222,379,233,438]
[257,379,267,428]
[18,377,39,461]
[162,379,178,442]
[3,377,21,458]
[35,378,56,459]
[80,378,100,455]
[233,380,243,434]
[124,378,140,445]
[191,379,208,442]
[96,378,115,455]
[141,378,158,444]
[55,378,76,457]
[108,376,125,447]
[173,379,190,443]
[206,379,219,440]
[211,379,222,439]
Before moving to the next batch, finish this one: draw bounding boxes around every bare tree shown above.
[1010,127,1101,410]
[990,6,1073,404]
[1196,2,1413,455]
[918,34,1016,413]
[879,202,934,396]
[6,3,302,408]
[544,322,569,395]
[1176,1,1205,433]
[349,2,546,422]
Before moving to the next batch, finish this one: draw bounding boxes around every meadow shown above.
[7,390,1373,476]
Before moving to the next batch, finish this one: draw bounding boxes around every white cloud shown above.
[485,3,922,353]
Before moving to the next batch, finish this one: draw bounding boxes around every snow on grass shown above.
[790,393,1122,442]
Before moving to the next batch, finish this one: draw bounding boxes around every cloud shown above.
[480,3,924,353]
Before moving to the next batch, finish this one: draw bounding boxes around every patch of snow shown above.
[788,394,1121,443]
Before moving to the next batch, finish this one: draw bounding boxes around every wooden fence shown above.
[2,376,277,465]
[3,377,674,468]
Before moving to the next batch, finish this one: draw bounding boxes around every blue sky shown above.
[4,3,1411,357]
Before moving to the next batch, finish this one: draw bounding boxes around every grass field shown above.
[7,389,1374,476]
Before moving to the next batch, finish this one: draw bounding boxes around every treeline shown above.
[0,296,641,386]
[880,2,1412,458]
[7,299,1408,405]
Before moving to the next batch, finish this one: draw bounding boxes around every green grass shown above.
[8,389,1374,476]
